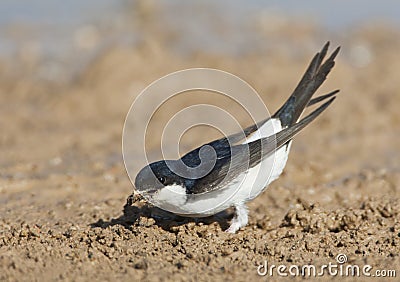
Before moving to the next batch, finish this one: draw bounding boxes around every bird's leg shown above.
[225,202,248,233]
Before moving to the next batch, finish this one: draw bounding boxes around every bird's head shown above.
[134,160,191,208]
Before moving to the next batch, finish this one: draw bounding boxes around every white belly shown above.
[154,118,291,217]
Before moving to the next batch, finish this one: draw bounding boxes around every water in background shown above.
[1,0,399,81]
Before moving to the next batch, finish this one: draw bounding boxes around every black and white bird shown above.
[134,42,340,233]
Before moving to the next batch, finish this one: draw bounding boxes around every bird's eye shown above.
[158,177,166,184]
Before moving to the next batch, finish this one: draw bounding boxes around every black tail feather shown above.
[273,42,340,127]
[308,89,340,107]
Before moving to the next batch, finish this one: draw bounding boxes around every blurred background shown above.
[2,0,399,177]
[1,1,400,280]
[2,0,400,81]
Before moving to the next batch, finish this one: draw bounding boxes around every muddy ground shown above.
[1,25,400,281]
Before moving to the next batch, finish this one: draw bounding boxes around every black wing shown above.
[186,97,336,194]
[180,42,339,160]
[180,42,340,193]
[180,88,339,168]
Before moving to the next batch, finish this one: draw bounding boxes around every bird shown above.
[134,42,340,233]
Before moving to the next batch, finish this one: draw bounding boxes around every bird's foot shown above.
[225,202,248,233]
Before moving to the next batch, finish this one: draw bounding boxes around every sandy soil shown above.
[1,26,400,281]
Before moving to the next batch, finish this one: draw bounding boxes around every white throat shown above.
[155,184,187,207]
